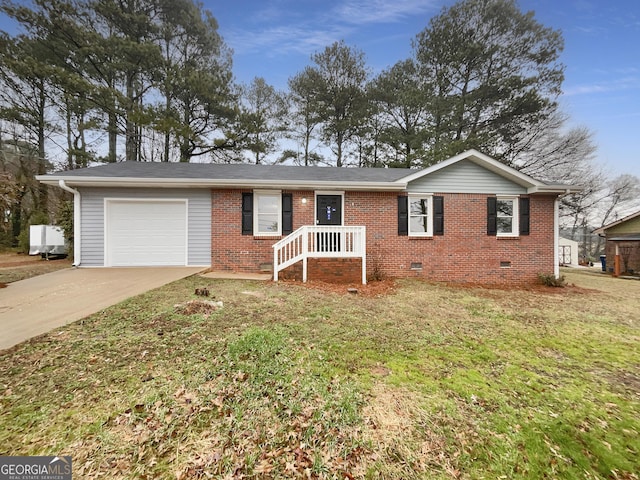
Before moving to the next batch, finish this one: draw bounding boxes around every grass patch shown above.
[1,269,639,478]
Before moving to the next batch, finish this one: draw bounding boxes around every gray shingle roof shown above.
[52,161,414,183]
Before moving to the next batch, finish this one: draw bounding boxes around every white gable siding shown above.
[407,159,527,194]
[78,187,211,266]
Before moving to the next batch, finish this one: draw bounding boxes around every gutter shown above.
[58,180,81,267]
[37,176,409,192]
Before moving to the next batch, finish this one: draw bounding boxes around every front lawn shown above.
[1,269,638,479]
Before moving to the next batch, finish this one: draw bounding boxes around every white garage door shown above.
[106,199,187,266]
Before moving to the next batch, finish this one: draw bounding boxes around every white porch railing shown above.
[272,225,367,284]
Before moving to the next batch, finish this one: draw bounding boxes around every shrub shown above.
[538,273,566,287]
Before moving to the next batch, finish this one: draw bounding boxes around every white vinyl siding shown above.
[408,159,527,194]
[78,187,211,267]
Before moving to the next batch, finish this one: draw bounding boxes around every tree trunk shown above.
[37,81,47,213]
[163,130,170,162]
[66,97,74,170]
[179,104,190,162]
[336,132,343,167]
[125,72,137,162]
[108,110,117,163]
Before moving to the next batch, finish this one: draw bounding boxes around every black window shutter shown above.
[241,192,253,235]
[282,193,293,235]
[398,196,408,236]
[519,197,530,236]
[487,197,497,236]
[433,196,444,236]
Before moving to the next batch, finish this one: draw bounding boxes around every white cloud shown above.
[564,77,640,96]
[333,0,439,25]
[227,24,351,57]
[225,0,439,57]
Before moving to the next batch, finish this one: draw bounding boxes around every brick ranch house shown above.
[38,150,579,285]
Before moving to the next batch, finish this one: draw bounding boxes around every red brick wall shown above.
[347,192,556,285]
[211,189,315,272]
[211,189,558,285]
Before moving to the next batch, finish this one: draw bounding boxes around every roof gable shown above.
[593,210,640,234]
[400,150,543,188]
[406,158,527,194]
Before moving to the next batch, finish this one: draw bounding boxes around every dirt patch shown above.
[0,253,43,267]
[174,300,223,316]
[612,370,640,396]
[370,365,392,377]
[281,278,397,297]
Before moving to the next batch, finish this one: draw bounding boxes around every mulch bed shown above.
[281,276,598,298]
[280,278,397,297]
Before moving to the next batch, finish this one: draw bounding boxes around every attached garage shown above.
[59,186,212,268]
[105,199,187,266]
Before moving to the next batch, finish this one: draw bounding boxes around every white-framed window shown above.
[254,190,281,236]
[409,194,433,237]
[496,196,519,236]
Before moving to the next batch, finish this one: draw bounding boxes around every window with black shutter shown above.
[398,196,408,236]
[398,194,444,236]
[519,197,530,236]
[282,193,293,235]
[487,197,497,235]
[488,196,527,237]
[241,192,253,235]
[433,196,444,236]
[242,191,292,236]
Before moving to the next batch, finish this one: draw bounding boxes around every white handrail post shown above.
[361,226,367,285]
[302,227,309,282]
[273,243,279,281]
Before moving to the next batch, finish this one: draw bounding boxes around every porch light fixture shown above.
[301,197,308,204]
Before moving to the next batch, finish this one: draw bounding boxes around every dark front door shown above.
[316,195,342,252]
[316,195,342,226]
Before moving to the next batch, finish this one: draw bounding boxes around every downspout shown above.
[554,189,572,280]
[554,197,560,279]
[58,180,81,267]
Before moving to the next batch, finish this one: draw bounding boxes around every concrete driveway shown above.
[0,267,204,351]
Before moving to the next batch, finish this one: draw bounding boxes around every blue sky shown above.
[0,1,638,178]
[210,0,640,179]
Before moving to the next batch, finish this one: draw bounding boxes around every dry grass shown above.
[0,267,638,479]
[0,252,71,283]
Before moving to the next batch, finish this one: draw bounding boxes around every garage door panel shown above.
[106,200,187,266]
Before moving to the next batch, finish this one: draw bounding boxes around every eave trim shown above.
[36,175,408,191]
